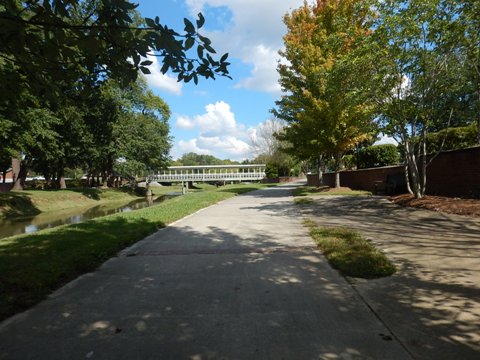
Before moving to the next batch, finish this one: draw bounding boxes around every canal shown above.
[0,196,171,240]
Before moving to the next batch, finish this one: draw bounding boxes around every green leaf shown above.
[204,44,216,54]
[155,16,160,24]
[184,18,195,34]
[220,53,229,62]
[196,13,205,28]
[198,35,212,46]
[197,45,204,59]
[185,37,195,50]
[140,60,153,66]
[145,18,155,28]
[140,67,151,74]
[161,62,169,74]
[206,54,216,66]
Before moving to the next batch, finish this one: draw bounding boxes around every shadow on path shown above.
[297,195,480,360]
[0,187,409,360]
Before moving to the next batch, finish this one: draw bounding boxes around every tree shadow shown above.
[297,195,480,359]
[217,183,289,197]
[0,192,41,218]
[0,216,163,321]
[0,219,409,359]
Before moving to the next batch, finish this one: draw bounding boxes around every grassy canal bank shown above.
[0,186,187,219]
[0,183,269,321]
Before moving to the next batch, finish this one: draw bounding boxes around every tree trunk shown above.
[2,170,6,184]
[403,163,412,194]
[101,170,109,188]
[334,171,340,188]
[12,159,29,191]
[316,156,323,186]
[420,129,427,196]
[334,153,342,188]
[58,176,67,189]
[404,141,422,198]
[55,161,67,189]
[44,176,52,189]
[11,158,20,185]
[107,174,115,188]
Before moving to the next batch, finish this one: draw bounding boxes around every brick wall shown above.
[426,146,480,197]
[307,146,480,198]
[262,176,306,184]
[0,183,13,193]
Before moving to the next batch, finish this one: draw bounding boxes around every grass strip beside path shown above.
[304,219,396,279]
[0,184,268,321]
[294,186,371,197]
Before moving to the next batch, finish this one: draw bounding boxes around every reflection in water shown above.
[0,196,170,239]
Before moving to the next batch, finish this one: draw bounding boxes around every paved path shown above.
[0,185,410,360]
[299,195,480,360]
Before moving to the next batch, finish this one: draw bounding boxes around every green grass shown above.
[0,185,192,219]
[0,183,268,321]
[294,186,372,197]
[0,188,143,218]
[303,219,396,279]
[294,197,314,205]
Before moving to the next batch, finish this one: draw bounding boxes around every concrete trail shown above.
[0,184,410,360]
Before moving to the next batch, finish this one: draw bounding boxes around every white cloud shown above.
[198,135,251,156]
[175,135,252,160]
[176,116,196,130]
[185,0,304,94]
[143,53,183,95]
[178,139,212,154]
[175,101,243,136]
[174,100,258,160]
[235,45,281,93]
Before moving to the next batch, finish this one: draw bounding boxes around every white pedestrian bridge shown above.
[146,164,266,183]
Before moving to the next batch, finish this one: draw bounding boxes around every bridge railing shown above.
[147,172,265,183]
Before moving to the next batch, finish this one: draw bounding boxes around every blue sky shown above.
[135,0,306,161]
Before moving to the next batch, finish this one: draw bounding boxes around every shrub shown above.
[426,123,477,153]
[265,163,279,178]
[358,144,399,169]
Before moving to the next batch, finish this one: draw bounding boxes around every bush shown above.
[265,163,279,178]
[426,123,477,153]
[358,144,399,169]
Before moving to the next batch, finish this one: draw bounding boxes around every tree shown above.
[10,109,63,190]
[371,0,463,198]
[273,0,376,187]
[250,118,297,177]
[113,78,172,178]
[453,0,480,143]
[78,77,172,186]
[0,1,231,190]
[0,0,231,95]
[176,153,238,166]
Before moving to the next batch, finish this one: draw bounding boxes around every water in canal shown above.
[0,196,171,240]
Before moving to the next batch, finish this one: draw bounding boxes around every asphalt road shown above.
[0,184,411,360]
